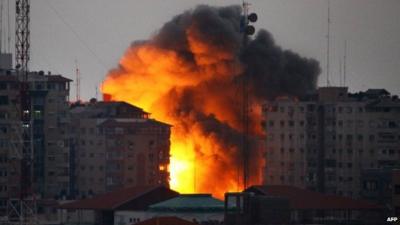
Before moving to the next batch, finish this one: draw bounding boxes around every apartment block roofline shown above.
[59,185,179,211]
[246,185,384,210]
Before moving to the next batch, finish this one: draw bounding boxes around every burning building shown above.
[102,5,320,197]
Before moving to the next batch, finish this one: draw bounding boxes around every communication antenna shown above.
[75,59,81,102]
[7,0,10,52]
[95,85,98,100]
[326,0,331,86]
[1,0,3,52]
[241,0,257,190]
[339,56,342,86]
[343,40,347,86]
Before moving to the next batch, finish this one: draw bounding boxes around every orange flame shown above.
[102,23,263,198]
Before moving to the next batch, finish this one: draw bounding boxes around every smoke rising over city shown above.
[103,4,320,196]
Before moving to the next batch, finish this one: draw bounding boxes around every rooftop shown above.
[246,185,383,210]
[149,194,224,212]
[59,185,179,211]
[133,217,198,225]
[70,101,151,119]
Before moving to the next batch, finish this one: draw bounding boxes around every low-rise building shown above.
[59,185,178,225]
[147,194,225,223]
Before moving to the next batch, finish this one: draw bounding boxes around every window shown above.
[395,185,400,195]
[307,104,315,112]
[268,120,274,127]
[0,112,8,119]
[0,126,7,134]
[346,120,353,127]
[364,181,377,191]
[0,82,6,90]
[288,121,294,127]
[280,120,285,127]
[347,149,353,154]
[369,135,375,142]
[0,96,8,105]
[346,134,353,140]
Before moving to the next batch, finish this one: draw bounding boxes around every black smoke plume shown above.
[104,4,320,194]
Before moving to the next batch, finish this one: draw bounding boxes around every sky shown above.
[7,0,400,100]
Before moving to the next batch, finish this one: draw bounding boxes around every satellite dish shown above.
[245,26,255,35]
[248,13,258,22]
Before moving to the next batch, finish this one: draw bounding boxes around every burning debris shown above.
[102,5,320,198]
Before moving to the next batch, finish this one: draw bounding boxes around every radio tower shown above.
[7,0,37,225]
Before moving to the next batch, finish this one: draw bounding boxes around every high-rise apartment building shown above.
[70,100,170,198]
[0,57,72,215]
[262,87,400,198]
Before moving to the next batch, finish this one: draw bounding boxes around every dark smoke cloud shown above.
[152,5,320,98]
[241,30,320,100]
[107,4,320,190]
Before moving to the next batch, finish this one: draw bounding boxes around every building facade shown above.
[70,101,170,198]
[0,62,72,216]
[262,87,400,199]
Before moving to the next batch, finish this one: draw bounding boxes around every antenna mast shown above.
[75,60,81,102]
[326,0,331,86]
[344,40,347,86]
[241,1,257,190]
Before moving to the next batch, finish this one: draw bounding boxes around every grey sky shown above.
[26,0,400,100]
